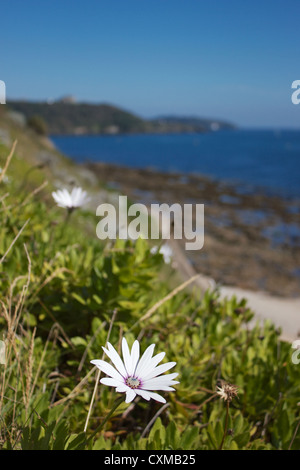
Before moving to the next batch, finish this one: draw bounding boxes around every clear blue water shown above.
[51,129,300,198]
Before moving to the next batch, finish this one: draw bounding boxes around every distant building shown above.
[74,126,88,135]
[104,125,120,135]
[57,95,77,104]
[210,122,220,131]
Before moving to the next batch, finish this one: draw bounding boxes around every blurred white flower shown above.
[91,338,179,404]
[0,167,9,184]
[151,243,173,264]
[0,340,5,365]
[52,187,90,210]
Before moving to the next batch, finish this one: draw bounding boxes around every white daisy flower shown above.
[52,187,90,210]
[151,243,173,264]
[91,338,179,404]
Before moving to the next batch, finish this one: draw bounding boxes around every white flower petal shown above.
[90,359,124,382]
[142,383,177,391]
[71,187,89,207]
[102,343,127,378]
[135,389,151,401]
[142,374,179,390]
[139,352,166,379]
[151,385,176,391]
[134,344,155,378]
[160,244,173,263]
[125,389,137,403]
[116,384,131,393]
[145,391,166,403]
[142,362,177,380]
[62,189,72,206]
[52,191,60,202]
[71,187,81,204]
[122,338,132,376]
[100,377,123,388]
[148,352,166,370]
[52,190,68,208]
[130,340,140,376]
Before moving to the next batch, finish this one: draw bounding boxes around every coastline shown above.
[85,161,300,298]
[83,161,300,341]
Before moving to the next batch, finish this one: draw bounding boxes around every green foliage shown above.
[27,115,48,135]
[6,100,234,136]
[6,101,148,135]
[0,144,299,451]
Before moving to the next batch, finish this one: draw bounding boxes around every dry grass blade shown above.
[130,273,201,331]
[0,219,30,265]
[83,309,118,433]
[29,267,73,301]
[19,180,48,208]
[50,311,116,418]
[288,418,300,450]
[140,403,170,438]
[0,243,32,438]
[0,192,9,204]
[25,327,36,417]
[0,140,17,184]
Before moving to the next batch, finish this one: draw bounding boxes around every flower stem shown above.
[65,207,74,223]
[219,401,230,450]
[86,396,124,443]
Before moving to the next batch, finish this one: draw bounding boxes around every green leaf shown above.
[66,433,87,450]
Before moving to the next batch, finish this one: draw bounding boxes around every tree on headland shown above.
[27,115,48,135]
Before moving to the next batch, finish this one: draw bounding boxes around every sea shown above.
[51,129,300,199]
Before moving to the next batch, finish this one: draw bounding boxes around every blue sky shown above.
[1,0,300,127]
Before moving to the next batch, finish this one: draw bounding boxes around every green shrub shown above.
[0,144,299,450]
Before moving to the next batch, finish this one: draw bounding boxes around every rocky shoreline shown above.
[85,161,300,298]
